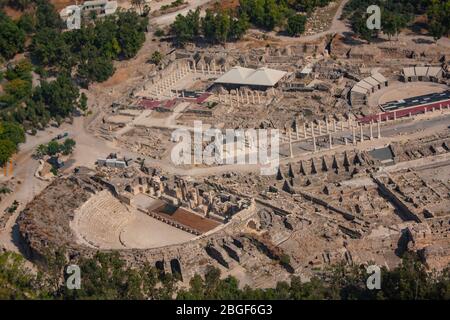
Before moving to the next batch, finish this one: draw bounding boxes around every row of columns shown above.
[152,62,190,96]
[286,119,383,158]
[218,90,269,107]
[188,61,226,75]
[285,117,356,143]
[284,102,450,158]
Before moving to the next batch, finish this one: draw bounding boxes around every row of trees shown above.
[178,253,450,300]
[0,59,82,132]
[171,8,250,45]
[170,0,333,44]
[427,0,450,40]
[1,249,450,300]
[35,138,76,159]
[239,0,330,34]
[30,7,148,86]
[344,0,449,42]
[0,11,26,60]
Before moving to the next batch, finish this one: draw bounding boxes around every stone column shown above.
[329,133,333,149]
[288,129,293,158]
[352,127,356,145]
[303,123,307,139]
[360,124,364,142]
[370,121,373,140]
[377,121,381,139]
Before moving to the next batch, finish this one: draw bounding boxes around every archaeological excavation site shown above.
[1,0,450,301]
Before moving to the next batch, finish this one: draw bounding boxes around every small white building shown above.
[60,0,118,29]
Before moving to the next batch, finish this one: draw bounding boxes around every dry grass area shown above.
[97,68,131,88]
[207,0,240,10]
[50,0,77,10]
[3,6,24,19]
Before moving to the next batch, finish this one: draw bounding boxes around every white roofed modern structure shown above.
[401,66,443,82]
[214,66,288,90]
[350,72,389,106]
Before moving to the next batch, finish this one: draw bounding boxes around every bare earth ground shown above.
[120,212,195,249]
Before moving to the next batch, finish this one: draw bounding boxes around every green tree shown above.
[33,75,80,118]
[150,51,164,65]
[0,139,15,166]
[30,28,73,68]
[46,140,60,156]
[230,14,250,40]
[0,251,43,299]
[0,12,26,59]
[34,144,48,159]
[427,0,450,41]
[0,121,25,147]
[79,93,88,111]
[5,59,33,82]
[382,10,407,40]
[286,14,307,36]
[429,20,445,42]
[116,10,148,59]
[61,138,76,155]
[239,0,288,31]
[17,13,36,34]
[351,13,375,42]
[77,55,115,86]
[171,9,200,45]
[3,78,32,101]
[35,0,63,30]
